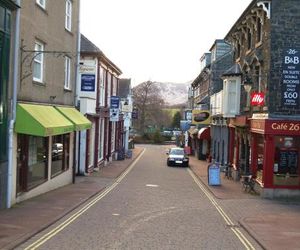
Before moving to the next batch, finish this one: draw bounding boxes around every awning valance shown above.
[15,103,74,137]
[198,127,210,140]
[55,106,92,131]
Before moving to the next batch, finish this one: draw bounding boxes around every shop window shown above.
[273,136,300,186]
[51,134,70,178]
[256,136,264,183]
[17,135,48,192]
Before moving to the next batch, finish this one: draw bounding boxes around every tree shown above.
[172,111,182,129]
[132,81,165,134]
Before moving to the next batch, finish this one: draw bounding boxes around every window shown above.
[64,56,71,89]
[51,134,70,177]
[99,67,105,106]
[273,136,300,186]
[33,41,44,83]
[256,18,262,43]
[254,65,262,91]
[17,135,48,192]
[111,122,116,153]
[98,119,104,160]
[36,0,46,9]
[65,0,72,31]
[247,28,252,51]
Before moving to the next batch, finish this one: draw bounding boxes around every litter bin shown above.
[207,163,221,186]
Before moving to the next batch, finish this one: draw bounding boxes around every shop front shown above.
[13,103,91,204]
[250,118,300,198]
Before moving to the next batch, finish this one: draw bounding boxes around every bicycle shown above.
[241,175,256,193]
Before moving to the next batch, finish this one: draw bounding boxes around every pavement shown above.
[0,145,300,250]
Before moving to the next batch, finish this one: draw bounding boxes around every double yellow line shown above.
[188,168,256,250]
[24,149,146,250]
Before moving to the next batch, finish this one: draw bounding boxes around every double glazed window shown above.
[65,0,72,31]
[33,41,44,83]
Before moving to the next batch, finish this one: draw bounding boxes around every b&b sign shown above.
[281,48,300,108]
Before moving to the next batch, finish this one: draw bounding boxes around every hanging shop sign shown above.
[185,110,192,121]
[110,108,119,122]
[132,108,138,119]
[180,120,191,132]
[281,48,300,108]
[192,110,210,124]
[81,74,95,92]
[250,92,265,106]
[110,96,120,109]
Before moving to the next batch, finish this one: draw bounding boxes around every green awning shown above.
[15,103,74,137]
[55,106,91,131]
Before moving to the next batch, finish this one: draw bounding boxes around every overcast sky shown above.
[80,0,253,86]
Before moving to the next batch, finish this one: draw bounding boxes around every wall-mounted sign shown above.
[81,74,95,92]
[251,92,265,106]
[110,96,120,109]
[281,48,300,108]
[192,110,210,124]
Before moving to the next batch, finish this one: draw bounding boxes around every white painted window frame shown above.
[64,56,71,90]
[65,0,72,31]
[33,41,44,83]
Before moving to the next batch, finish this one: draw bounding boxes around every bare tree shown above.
[132,81,165,134]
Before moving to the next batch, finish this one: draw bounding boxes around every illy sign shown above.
[251,92,265,106]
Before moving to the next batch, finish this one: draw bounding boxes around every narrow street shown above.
[18,145,261,250]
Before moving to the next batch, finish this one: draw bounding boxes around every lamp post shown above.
[243,74,253,107]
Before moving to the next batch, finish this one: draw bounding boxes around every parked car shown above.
[52,143,63,160]
[166,147,189,167]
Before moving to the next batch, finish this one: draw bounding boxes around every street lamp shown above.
[243,74,253,107]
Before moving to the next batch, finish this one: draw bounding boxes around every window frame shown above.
[33,41,44,83]
[65,0,72,31]
[64,56,71,90]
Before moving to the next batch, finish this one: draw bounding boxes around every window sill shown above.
[65,28,74,36]
[33,80,46,86]
[255,41,263,48]
[64,87,72,92]
[35,3,48,15]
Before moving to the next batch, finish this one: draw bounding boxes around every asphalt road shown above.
[18,144,261,250]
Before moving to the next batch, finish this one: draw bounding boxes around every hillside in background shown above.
[133,81,190,106]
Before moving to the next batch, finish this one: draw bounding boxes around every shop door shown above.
[17,135,28,193]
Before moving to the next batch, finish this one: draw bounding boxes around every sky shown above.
[80,0,253,86]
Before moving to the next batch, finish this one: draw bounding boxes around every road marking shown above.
[146,184,159,187]
[188,168,256,250]
[23,149,146,250]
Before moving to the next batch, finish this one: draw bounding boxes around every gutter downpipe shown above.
[74,0,81,183]
[7,0,21,208]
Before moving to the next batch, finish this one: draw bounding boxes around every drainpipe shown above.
[73,0,81,182]
[7,0,21,208]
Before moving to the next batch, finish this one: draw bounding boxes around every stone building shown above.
[225,0,300,198]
